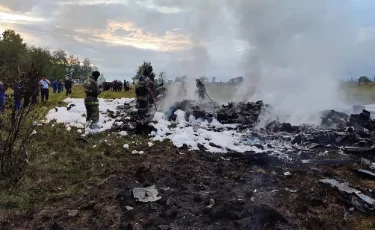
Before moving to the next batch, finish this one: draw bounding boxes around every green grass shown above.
[0,85,137,211]
[0,123,150,210]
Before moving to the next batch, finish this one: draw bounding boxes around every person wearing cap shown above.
[84,71,102,129]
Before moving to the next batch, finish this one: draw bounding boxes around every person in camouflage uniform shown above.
[84,71,102,129]
[196,79,206,100]
[146,75,156,108]
[135,76,149,117]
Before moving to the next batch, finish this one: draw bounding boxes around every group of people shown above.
[111,80,123,92]
[110,80,131,92]
[52,79,73,96]
[0,76,74,112]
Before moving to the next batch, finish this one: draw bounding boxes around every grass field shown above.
[0,85,137,211]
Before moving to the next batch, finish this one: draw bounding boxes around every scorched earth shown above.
[12,97,375,230]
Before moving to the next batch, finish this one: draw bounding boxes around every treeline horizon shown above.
[0,29,102,85]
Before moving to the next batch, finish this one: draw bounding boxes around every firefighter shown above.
[196,79,206,100]
[135,76,149,118]
[84,71,102,129]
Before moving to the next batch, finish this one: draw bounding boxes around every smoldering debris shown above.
[320,179,375,212]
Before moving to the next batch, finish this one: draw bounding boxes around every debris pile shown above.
[217,101,266,129]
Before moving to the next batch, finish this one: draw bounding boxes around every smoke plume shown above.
[228,0,357,125]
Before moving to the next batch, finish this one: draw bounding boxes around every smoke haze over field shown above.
[161,0,368,125]
[227,0,357,125]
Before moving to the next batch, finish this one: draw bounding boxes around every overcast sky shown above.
[0,0,374,81]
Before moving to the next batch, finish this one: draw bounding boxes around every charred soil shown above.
[1,139,375,230]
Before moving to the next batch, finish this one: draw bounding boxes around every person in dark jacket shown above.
[119,81,123,92]
[147,76,156,108]
[196,79,206,100]
[0,81,5,112]
[84,71,102,129]
[13,82,22,110]
[65,78,73,96]
[124,80,128,91]
[52,80,58,93]
[136,76,149,117]
[57,80,64,93]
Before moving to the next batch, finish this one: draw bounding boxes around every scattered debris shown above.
[123,144,129,149]
[125,206,134,211]
[67,210,79,218]
[284,172,292,177]
[207,198,215,208]
[119,131,128,136]
[320,179,375,211]
[132,150,139,155]
[285,188,298,193]
[133,185,162,203]
[357,169,375,180]
[301,159,357,165]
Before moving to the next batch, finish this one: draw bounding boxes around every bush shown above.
[0,65,42,181]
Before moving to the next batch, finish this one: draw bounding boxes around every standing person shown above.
[65,78,73,96]
[115,80,119,92]
[0,81,5,112]
[57,80,63,93]
[124,80,127,91]
[13,82,22,110]
[112,80,116,91]
[147,75,156,108]
[119,81,123,92]
[40,76,50,102]
[196,79,206,101]
[52,80,58,93]
[136,76,149,118]
[84,71,102,129]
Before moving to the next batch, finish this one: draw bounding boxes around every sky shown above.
[0,0,374,81]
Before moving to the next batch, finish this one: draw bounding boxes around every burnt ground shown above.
[1,140,375,230]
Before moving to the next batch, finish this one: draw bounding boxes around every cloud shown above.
[0,0,374,84]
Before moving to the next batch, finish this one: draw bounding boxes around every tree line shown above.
[0,29,101,85]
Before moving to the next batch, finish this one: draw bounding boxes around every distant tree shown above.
[66,55,80,81]
[48,49,68,81]
[133,61,155,81]
[211,76,216,83]
[174,76,182,83]
[358,76,371,83]
[0,30,28,82]
[358,76,372,86]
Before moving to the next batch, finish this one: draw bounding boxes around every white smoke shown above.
[228,0,357,125]
[160,0,224,112]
